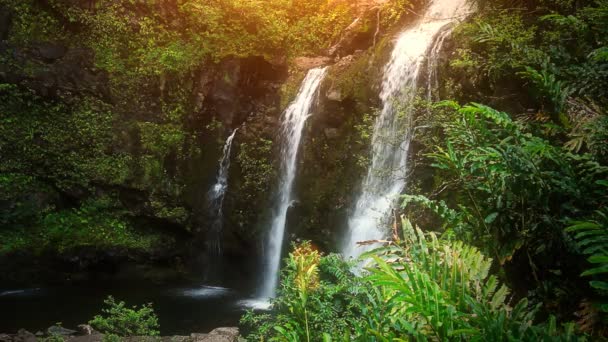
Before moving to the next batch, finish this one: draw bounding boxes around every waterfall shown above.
[260,67,327,299]
[342,0,470,260]
[427,28,453,102]
[206,129,238,258]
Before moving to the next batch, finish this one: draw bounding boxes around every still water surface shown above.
[0,280,255,335]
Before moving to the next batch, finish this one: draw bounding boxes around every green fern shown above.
[567,205,608,313]
[517,62,571,117]
[359,217,585,340]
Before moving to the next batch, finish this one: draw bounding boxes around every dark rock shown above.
[0,333,11,342]
[198,337,231,342]
[208,58,242,126]
[190,333,209,341]
[76,324,94,336]
[14,329,36,342]
[324,128,340,139]
[190,328,238,341]
[37,43,67,61]
[196,55,286,131]
[194,67,215,112]
[208,327,239,342]
[67,334,103,342]
[48,325,78,336]
[121,337,190,342]
[0,6,11,41]
[327,4,382,58]
[161,337,190,342]
[1,44,110,101]
[209,327,238,336]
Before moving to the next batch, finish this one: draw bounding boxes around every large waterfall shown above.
[260,67,328,299]
[342,0,470,260]
[206,129,238,258]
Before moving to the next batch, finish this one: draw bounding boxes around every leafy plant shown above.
[356,217,581,340]
[412,102,608,266]
[518,62,571,118]
[89,296,160,337]
[242,221,584,340]
[241,245,366,341]
[566,201,608,332]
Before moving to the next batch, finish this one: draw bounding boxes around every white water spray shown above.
[207,129,238,257]
[343,0,471,260]
[260,67,327,299]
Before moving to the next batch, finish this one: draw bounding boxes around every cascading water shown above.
[206,129,238,258]
[427,28,453,102]
[260,67,328,299]
[343,0,470,260]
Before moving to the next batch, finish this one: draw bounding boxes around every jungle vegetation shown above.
[241,0,608,340]
[0,0,607,340]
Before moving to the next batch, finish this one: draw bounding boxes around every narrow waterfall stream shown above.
[259,67,328,300]
[206,129,238,261]
[343,0,471,260]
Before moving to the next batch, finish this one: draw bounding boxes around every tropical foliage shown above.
[241,242,367,341]
[0,0,607,338]
[89,296,160,337]
[243,228,584,340]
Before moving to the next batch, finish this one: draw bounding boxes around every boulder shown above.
[190,328,239,342]
[190,333,209,341]
[161,337,190,342]
[48,325,78,337]
[67,334,104,342]
[76,324,95,336]
[208,327,239,342]
[13,329,36,342]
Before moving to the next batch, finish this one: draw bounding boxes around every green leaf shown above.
[588,255,608,264]
[581,265,608,276]
[484,212,499,224]
[589,281,608,291]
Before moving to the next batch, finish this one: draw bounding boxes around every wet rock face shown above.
[293,56,332,71]
[284,31,399,250]
[0,6,11,41]
[0,43,110,100]
[37,43,67,61]
[200,56,287,128]
[208,59,242,126]
[327,5,382,58]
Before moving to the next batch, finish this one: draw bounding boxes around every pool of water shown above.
[0,280,261,335]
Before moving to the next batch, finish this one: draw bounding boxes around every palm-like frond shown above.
[362,218,561,340]
[567,206,608,313]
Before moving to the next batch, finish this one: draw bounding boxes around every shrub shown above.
[241,223,585,340]
[89,296,160,337]
[241,243,367,341]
